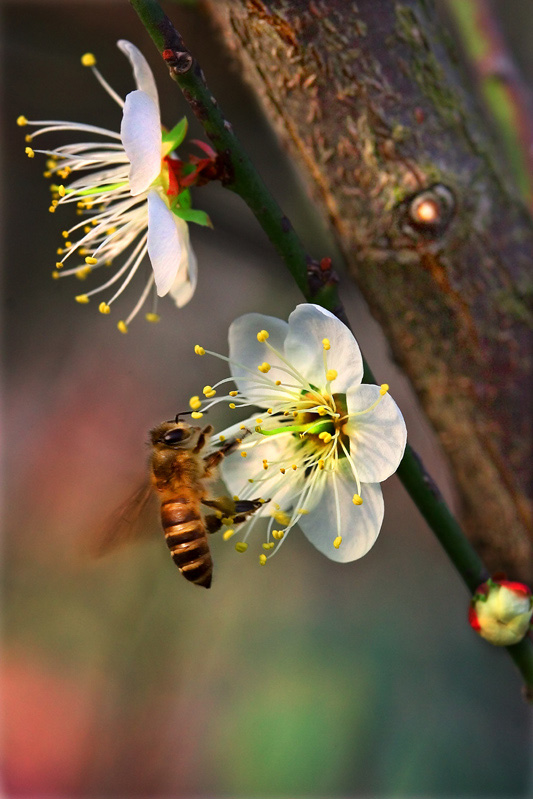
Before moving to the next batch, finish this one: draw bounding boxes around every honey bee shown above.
[94,415,263,589]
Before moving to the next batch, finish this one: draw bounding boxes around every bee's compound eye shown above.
[163,428,189,445]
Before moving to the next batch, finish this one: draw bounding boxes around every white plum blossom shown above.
[191,304,407,564]
[18,41,207,331]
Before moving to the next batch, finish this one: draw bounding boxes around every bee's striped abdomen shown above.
[160,492,212,588]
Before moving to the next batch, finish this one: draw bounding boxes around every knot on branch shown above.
[400,184,456,240]
[162,47,193,74]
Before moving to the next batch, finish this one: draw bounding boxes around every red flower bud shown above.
[469,578,533,646]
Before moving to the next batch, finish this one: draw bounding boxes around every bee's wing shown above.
[88,481,160,558]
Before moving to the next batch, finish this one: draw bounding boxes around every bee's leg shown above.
[205,514,223,535]
[202,429,250,476]
[202,495,236,516]
[233,498,267,523]
[193,424,214,454]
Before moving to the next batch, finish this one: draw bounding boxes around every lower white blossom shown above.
[19,40,205,331]
[191,304,407,563]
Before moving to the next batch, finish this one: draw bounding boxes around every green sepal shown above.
[162,117,188,151]
[171,206,213,227]
[177,188,191,210]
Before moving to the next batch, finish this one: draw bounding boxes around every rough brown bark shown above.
[203,0,533,579]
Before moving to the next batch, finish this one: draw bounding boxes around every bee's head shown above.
[150,419,201,450]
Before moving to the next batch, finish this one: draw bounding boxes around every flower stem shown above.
[130,0,533,697]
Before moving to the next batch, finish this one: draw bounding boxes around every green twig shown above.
[130,0,533,696]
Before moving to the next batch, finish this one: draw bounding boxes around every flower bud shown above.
[469,578,533,646]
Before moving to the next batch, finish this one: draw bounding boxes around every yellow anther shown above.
[194,345,205,355]
[205,391,216,398]
[256,418,263,424]
[318,431,333,443]
[258,362,271,373]
[106,227,117,235]
[248,478,254,483]
[263,460,268,470]
[51,271,60,279]
[241,452,247,458]
[257,329,269,342]
[229,403,236,409]
[56,248,64,255]
[191,411,203,419]
[291,464,297,470]
[262,542,275,550]
[145,313,160,323]
[322,338,331,350]
[62,230,69,239]
[326,369,338,381]
[235,542,248,553]
[280,468,286,474]
[75,294,89,304]
[189,396,202,410]
[229,390,238,397]
[219,435,226,442]
[25,147,35,158]
[51,200,58,207]
[275,380,281,386]
[48,206,56,213]
[203,385,214,396]
[380,383,390,395]
[352,494,363,505]
[98,302,111,315]
[64,241,72,248]
[85,256,98,265]
[267,408,273,414]
[25,135,33,143]
[272,530,285,540]
[223,529,235,541]
[235,438,242,444]
[117,320,128,334]
[84,226,91,234]
[17,115,28,126]
[55,261,63,269]
[272,510,290,526]
[81,53,97,67]
[259,554,267,565]
[58,185,66,197]
[318,459,325,470]
[47,159,57,170]
[221,517,233,526]
[317,407,328,416]
[296,508,309,515]
[76,266,92,279]
[333,536,342,549]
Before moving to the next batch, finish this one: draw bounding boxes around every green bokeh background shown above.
[2,2,532,796]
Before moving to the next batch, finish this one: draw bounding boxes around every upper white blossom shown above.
[18,41,208,331]
[191,304,407,564]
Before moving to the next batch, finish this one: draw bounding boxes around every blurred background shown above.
[2,1,532,796]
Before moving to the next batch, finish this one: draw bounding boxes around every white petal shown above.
[117,40,160,114]
[284,304,364,393]
[218,421,304,511]
[147,190,184,296]
[300,467,384,562]
[121,90,162,195]
[168,217,197,308]
[345,385,407,483]
[228,313,290,405]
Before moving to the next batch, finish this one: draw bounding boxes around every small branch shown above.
[130,0,533,696]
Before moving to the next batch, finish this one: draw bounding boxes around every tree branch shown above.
[203,0,533,581]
